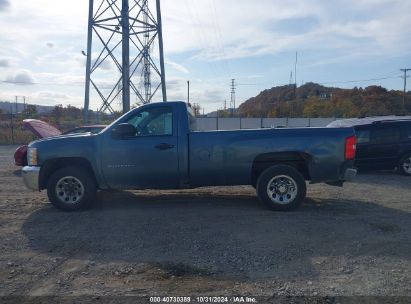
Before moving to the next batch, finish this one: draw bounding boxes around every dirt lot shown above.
[0,145,410,300]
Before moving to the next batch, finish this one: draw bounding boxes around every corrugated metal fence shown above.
[193,117,336,131]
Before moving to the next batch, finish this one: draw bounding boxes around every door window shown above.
[372,126,400,144]
[355,129,370,144]
[126,107,173,137]
[406,124,411,139]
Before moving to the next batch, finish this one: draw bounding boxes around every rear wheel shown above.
[256,165,306,211]
[399,153,411,176]
[47,166,97,211]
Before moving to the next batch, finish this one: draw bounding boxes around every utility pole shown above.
[294,52,298,88]
[230,79,236,117]
[10,103,14,145]
[83,0,167,123]
[187,80,190,103]
[14,96,26,115]
[294,51,298,98]
[401,69,410,109]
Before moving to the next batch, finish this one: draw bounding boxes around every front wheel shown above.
[399,154,411,176]
[47,166,97,211]
[256,165,306,211]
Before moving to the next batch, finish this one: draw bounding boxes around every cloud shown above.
[166,60,190,74]
[75,54,115,71]
[6,69,34,85]
[247,75,264,79]
[0,58,10,68]
[37,91,69,99]
[161,0,411,62]
[0,0,410,112]
[28,91,82,107]
[0,0,10,11]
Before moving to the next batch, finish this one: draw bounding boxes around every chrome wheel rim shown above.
[55,176,84,204]
[403,157,411,174]
[266,175,298,205]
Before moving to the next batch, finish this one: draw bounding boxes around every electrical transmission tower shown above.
[289,71,293,87]
[83,0,167,122]
[230,79,236,117]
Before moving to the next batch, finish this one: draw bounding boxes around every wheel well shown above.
[39,158,97,190]
[400,151,411,160]
[251,152,311,186]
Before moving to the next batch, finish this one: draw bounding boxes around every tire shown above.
[256,165,306,211]
[47,166,97,211]
[398,153,411,176]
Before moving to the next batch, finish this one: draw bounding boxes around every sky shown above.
[0,0,410,113]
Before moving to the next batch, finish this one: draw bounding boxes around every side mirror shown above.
[112,123,135,139]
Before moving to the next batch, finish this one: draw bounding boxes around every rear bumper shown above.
[22,166,40,191]
[343,168,357,181]
[325,167,357,187]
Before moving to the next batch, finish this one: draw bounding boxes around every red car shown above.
[14,119,106,166]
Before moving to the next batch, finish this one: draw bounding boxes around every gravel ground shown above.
[0,145,410,301]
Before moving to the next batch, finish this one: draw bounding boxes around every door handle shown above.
[155,143,175,150]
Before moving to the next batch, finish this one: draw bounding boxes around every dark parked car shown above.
[355,120,411,175]
[329,117,411,175]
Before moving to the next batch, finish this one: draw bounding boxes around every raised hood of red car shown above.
[23,119,62,139]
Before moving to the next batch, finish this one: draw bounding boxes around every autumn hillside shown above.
[238,82,411,118]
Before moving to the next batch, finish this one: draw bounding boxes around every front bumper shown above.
[22,166,40,191]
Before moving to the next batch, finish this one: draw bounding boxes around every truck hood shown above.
[31,132,95,145]
[28,132,100,168]
[23,119,62,138]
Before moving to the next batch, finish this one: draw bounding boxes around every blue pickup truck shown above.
[22,101,357,211]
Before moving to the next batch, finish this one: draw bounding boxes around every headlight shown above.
[27,148,38,166]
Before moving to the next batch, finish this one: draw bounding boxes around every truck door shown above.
[354,126,373,168]
[367,124,400,169]
[101,106,179,189]
[358,123,400,169]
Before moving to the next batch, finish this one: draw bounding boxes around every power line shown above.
[0,80,84,86]
[209,0,231,78]
[2,74,402,89]
[319,75,400,85]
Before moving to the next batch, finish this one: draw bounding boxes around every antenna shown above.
[294,51,298,88]
[294,51,298,99]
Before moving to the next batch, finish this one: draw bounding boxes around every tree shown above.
[192,104,202,116]
[24,104,37,116]
[64,105,82,120]
[331,98,359,118]
[303,97,332,117]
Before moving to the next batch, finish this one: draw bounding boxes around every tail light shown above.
[345,136,357,160]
